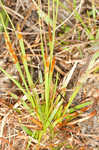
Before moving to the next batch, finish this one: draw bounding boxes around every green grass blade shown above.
[0,9,9,32]
[69,101,93,113]
[18,37,34,89]
[0,13,32,94]
[0,0,15,31]
[0,67,35,108]
[63,84,82,115]
[45,100,63,129]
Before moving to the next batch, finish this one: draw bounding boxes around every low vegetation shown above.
[0,0,99,149]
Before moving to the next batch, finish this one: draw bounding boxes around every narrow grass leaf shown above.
[21,126,33,137]
[0,9,9,32]
[63,84,82,115]
[17,24,34,89]
[69,101,93,113]
[0,67,35,108]
[45,100,63,129]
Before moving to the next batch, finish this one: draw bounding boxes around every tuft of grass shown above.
[0,0,98,149]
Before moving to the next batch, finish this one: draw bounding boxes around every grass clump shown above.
[0,0,99,149]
